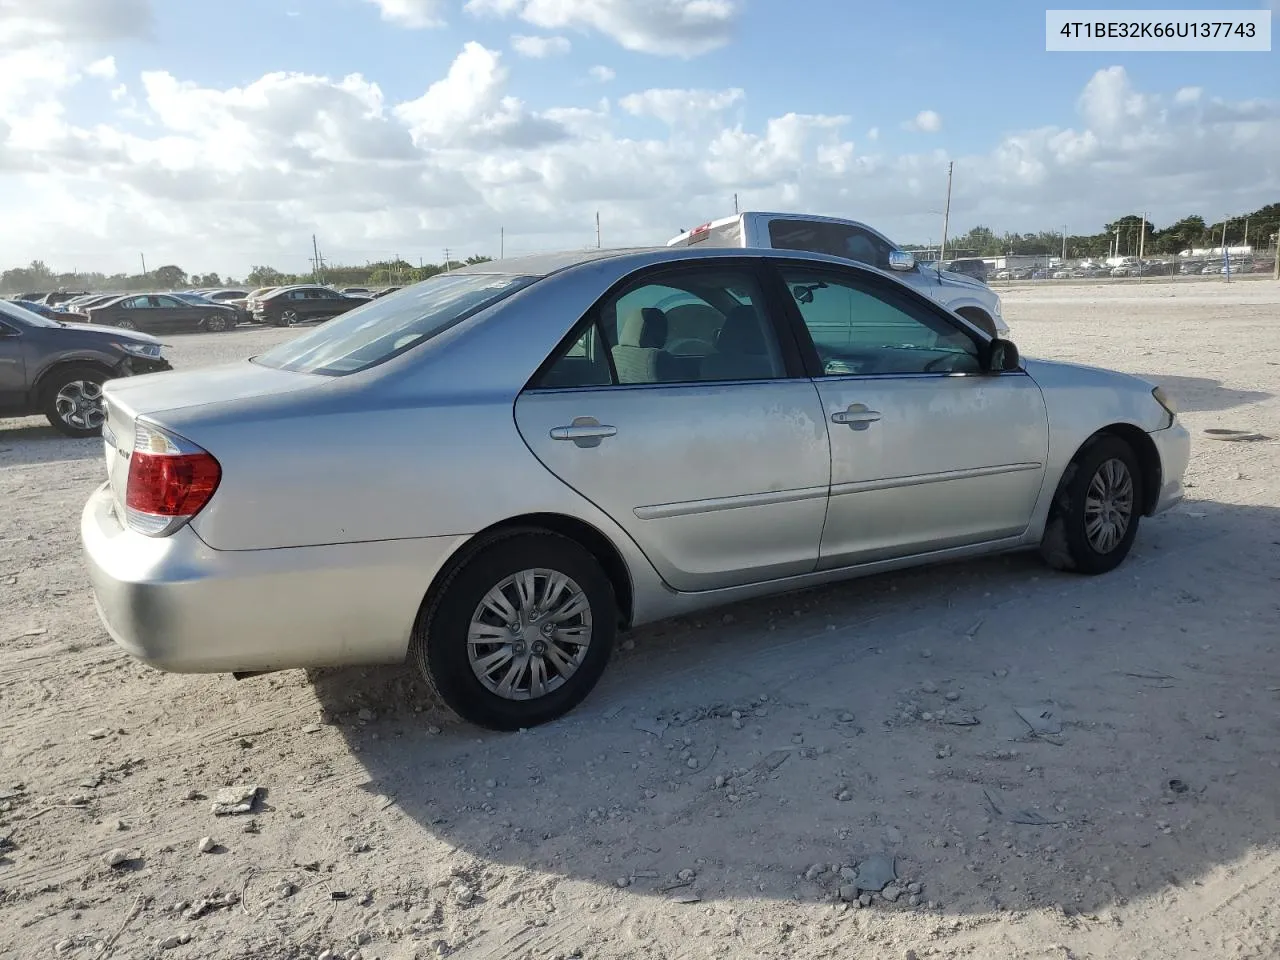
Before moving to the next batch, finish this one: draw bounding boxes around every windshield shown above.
[0,299,60,328]
[253,272,538,375]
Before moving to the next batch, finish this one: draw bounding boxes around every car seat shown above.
[699,306,777,381]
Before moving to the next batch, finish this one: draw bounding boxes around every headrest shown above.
[714,305,768,355]
[618,307,668,348]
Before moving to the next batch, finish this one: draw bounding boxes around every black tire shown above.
[412,531,616,730]
[956,307,998,338]
[1040,435,1143,575]
[203,312,229,333]
[41,364,110,438]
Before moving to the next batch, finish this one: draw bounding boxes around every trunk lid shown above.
[101,361,326,520]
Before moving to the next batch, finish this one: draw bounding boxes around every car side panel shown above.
[0,323,27,410]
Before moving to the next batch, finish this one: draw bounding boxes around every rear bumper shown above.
[81,483,467,673]
[1148,421,1191,515]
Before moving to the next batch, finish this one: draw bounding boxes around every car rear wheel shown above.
[42,365,109,438]
[114,318,137,331]
[203,312,229,332]
[412,531,616,730]
[280,309,300,327]
[1040,435,1142,575]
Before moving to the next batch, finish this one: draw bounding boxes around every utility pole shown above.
[939,161,953,264]
[139,253,147,277]
[312,234,324,283]
[1243,216,1249,249]
[1137,213,1146,269]
[596,211,601,249]
[733,193,739,215]
[1061,225,1068,262]
[443,248,451,271]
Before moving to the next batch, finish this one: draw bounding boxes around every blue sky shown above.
[2,0,1277,275]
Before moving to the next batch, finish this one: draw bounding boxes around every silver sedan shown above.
[81,247,1190,730]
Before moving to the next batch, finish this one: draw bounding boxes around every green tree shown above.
[246,265,287,287]
[152,264,187,289]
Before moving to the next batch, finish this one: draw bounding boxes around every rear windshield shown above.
[253,272,538,376]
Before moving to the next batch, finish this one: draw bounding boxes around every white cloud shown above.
[465,0,737,57]
[906,109,942,133]
[394,42,567,148]
[84,55,116,79]
[0,58,1276,278]
[1175,86,1202,104]
[362,0,447,28]
[0,0,153,46]
[511,34,571,57]
[867,126,879,141]
[620,87,744,126]
[588,64,616,82]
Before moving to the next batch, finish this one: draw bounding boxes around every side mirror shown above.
[888,250,915,272]
[986,338,1021,373]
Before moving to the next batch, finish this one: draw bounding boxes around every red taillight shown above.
[124,423,220,536]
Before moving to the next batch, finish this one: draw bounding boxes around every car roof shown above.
[447,244,903,281]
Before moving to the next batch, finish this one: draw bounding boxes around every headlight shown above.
[115,341,162,359]
[1152,386,1177,426]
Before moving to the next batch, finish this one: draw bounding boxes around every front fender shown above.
[1021,358,1170,537]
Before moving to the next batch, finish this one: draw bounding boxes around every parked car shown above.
[15,300,78,322]
[235,286,280,319]
[941,258,989,284]
[373,286,403,299]
[668,212,1008,337]
[86,293,239,333]
[42,291,91,307]
[67,294,121,315]
[1051,270,1071,280]
[0,298,171,437]
[341,287,372,296]
[80,246,1189,730]
[251,285,365,326]
[1110,266,1130,277]
[203,289,249,303]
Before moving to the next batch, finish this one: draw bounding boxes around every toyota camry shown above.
[81,247,1189,730]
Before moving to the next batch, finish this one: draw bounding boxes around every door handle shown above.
[550,416,616,448]
[831,404,882,431]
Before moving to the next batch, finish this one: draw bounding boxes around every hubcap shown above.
[1084,458,1134,554]
[54,380,105,431]
[283,311,298,325]
[467,568,592,701]
[207,313,225,330]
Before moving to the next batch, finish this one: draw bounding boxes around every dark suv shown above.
[0,300,172,437]
[253,286,364,326]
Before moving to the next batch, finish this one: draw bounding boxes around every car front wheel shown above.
[203,312,229,332]
[412,531,616,730]
[42,365,109,438]
[1040,435,1142,575]
[280,309,300,327]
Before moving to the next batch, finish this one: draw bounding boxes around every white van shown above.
[667,211,1009,337]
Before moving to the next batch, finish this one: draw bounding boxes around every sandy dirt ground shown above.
[2,279,1279,960]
